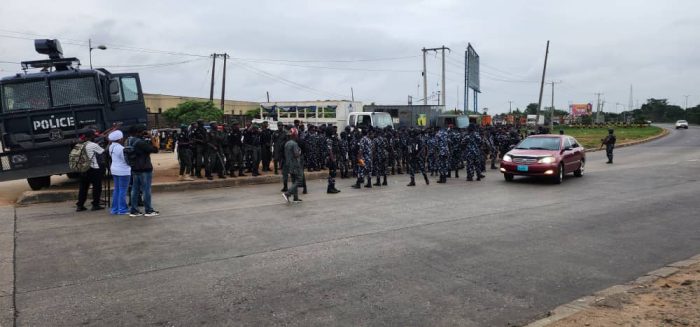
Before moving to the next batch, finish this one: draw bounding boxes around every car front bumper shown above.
[499,161,559,177]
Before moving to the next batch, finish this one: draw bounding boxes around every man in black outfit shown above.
[76,129,105,211]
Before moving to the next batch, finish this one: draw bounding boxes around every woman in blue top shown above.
[107,130,131,215]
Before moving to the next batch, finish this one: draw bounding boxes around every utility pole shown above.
[209,53,217,102]
[422,46,450,107]
[220,53,229,111]
[422,48,428,105]
[464,49,468,112]
[508,100,513,114]
[441,45,446,106]
[595,92,603,124]
[351,87,355,102]
[266,91,270,103]
[684,95,690,119]
[549,80,562,131]
[536,41,550,128]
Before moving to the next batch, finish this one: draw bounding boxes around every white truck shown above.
[259,100,393,130]
[527,114,544,126]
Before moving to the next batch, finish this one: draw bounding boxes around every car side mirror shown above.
[109,79,121,103]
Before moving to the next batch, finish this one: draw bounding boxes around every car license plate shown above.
[517,165,529,172]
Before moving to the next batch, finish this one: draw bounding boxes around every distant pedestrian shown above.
[128,125,160,217]
[601,128,616,164]
[108,130,130,215]
[76,129,105,212]
[282,128,303,203]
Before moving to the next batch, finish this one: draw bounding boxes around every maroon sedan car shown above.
[500,134,585,184]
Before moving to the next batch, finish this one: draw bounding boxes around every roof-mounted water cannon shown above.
[21,39,80,72]
[34,39,64,59]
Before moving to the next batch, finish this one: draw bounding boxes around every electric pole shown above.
[266,91,270,103]
[508,100,513,114]
[351,87,355,102]
[422,48,428,105]
[684,95,690,119]
[220,53,229,111]
[536,41,550,128]
[549,80,562,131]
[209,53,217,102]
[595,92,603,124]
[422,46,450,107]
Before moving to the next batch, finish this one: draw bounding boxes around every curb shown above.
[16,171,329,206]
[525,253,700,327]
[584,126,670,152]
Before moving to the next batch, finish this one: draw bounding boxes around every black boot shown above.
[327,185,340,194]
[455,170,459,178]
[352,178,362,189]
[490,164,497,170]
[382,175,387,186]
[407,177,415,186]
[437,175,445,184]
[365,177,373,188]
[467,176,473,181]
[281,181,288,192]
[447,171,452,178]
[238,169,246,177]
[398,167,403,174]
[374,176,381,186]
[423,173,430,185]
[391,167,395,175]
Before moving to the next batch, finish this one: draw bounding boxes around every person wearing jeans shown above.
[127,125,160,217]
[76,130,105,212]
[108,130,131,215]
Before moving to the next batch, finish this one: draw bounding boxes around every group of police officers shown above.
[173,119,524,197]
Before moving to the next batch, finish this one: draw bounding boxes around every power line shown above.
[233,60,348,99]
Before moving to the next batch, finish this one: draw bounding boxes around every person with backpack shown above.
[75,130,105,212]
[107,130,131,215]
[127,125,160,217]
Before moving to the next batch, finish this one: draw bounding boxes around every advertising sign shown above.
[570,103,593,117]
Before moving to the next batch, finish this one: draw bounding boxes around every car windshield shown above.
[515,137,561,150]
[677,120,687,123]
[372,113,393,128]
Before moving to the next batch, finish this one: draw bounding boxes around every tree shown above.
[163,101,223,125]
[629,98,685,123]
[525,103,538,115]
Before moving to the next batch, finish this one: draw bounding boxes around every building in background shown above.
[144,93,260,115]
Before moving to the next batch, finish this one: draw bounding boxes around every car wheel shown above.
[504,173,514,182]
[574,159,584,177]
[553,163,564,184]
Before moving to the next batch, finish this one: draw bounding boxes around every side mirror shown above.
[109,79,121,103]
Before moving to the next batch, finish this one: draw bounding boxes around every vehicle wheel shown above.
[27,176,51,190]
[574,159,584,177]
[67,172,81,179]
[504,173,514,182]
[553,164,564,184]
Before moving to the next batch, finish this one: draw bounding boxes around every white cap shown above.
[108,130,123,141]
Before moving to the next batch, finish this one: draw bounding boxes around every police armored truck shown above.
[0,39,148,189]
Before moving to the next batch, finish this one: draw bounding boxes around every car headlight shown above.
[503,154,513,162]
[538,156,555,164]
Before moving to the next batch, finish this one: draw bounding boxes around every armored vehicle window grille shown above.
[50,77,101,107]
[2,81,50,111]
[121,77,139,102]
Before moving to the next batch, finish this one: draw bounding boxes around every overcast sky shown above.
[1,0,699,114]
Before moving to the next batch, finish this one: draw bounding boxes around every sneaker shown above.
[293,198,303,203]
[76,206,88,212]
[282,192,290,203]
[144,211,160,217]
[91,205,105,211]
[129,211,144,217]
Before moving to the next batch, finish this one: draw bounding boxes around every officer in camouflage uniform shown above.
[407,129,430,186]
[176,124,194,181]
[435,127,450,184]
[338,130,350,179]
[273,122,287,175]
[191,119,210,179]
[325,126,341,194]
[208,122,227,179]
[228,121,245,177]
[464,124,484,181]
[449,127,462,178]
[352,128,373,189]
[372,129,388,186]
[260,121,273,172]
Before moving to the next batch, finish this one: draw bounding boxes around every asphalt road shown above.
[2,125,699,326]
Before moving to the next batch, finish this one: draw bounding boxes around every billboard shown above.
[466,43,480,92]
[570,103,593,117]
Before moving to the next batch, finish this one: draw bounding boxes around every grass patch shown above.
[560,126,664,149]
